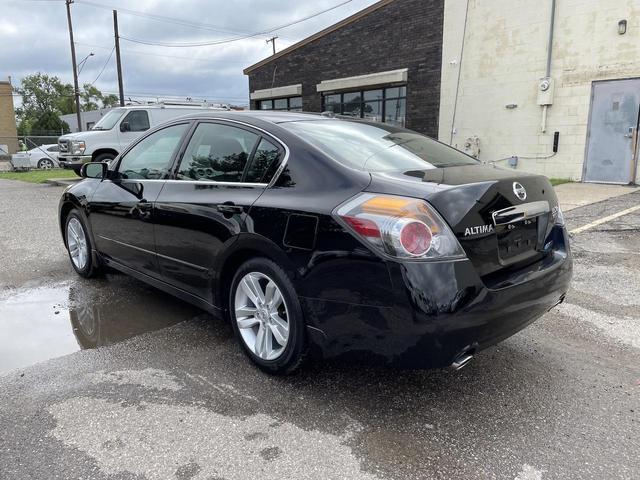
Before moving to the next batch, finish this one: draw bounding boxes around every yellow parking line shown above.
[569,205,640,235]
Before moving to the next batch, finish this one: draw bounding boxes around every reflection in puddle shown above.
[0,276,203,373]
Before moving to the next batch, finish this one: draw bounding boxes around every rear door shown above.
[154,120,284,301]
[90,122,191,278]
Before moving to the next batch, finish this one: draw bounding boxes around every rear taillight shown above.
[334,193,465,260]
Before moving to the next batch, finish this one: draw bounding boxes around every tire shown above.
[64,209,101,278]
[229,257,307,375]
[94,152,115,163]
[37,158,54,170]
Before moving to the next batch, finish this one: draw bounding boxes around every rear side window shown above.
[244,138,282,183]
[122,110,150,132]
[177,123,259,182]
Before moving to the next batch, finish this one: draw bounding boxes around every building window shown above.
[322,86,406,127]
[258,96,303,112]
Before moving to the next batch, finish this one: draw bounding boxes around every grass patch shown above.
[549,178,572,187]
[0,168,78,184]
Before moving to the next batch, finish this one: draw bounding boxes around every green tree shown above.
[30,111,70,135]
[15,73,113,134]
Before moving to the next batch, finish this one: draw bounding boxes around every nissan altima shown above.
[58,112,572,374]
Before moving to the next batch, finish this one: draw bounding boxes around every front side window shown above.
[121,110,150,132]
[117,123,188,179]
[177,123,259,182]
[47,146,59,152]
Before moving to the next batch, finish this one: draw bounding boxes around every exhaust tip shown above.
[450,352,474,371]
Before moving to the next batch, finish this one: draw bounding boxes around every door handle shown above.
[625,126,635,138]
[216,203,244,214]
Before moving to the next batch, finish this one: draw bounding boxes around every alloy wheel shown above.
[234,272,290,361]
[67,217,88,270]
[39,159,54,169]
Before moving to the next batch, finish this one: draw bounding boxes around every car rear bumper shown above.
[59,155,91,169]
[301,228,572,368]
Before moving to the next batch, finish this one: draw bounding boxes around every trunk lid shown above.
[366,164,559,278]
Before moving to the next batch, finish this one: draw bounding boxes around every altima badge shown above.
[513,182,527,200]
[464,224,494,236]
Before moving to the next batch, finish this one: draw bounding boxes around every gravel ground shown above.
[0,179,638,480]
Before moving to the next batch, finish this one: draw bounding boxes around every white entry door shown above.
[584,79,640,184]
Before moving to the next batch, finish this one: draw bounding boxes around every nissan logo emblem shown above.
[513,182,527,200]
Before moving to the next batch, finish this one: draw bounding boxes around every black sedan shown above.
[59,111,572,374]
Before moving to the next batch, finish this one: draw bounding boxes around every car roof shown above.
[179,110,335,125]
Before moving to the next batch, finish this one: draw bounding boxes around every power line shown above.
[74,42,249,64]
[90,46,115,85]
[74,0,284,40]
[119,0,353,48]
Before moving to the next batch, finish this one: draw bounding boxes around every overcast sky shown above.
[1,0,379,106]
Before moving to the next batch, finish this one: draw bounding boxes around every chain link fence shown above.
[0,135,61,171]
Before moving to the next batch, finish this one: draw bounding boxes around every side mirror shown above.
[81,162,108,180]
[120,121,131,132]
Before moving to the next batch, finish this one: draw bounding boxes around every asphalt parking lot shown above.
[0,179,638,480]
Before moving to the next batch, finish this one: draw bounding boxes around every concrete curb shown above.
[44,178,81,187]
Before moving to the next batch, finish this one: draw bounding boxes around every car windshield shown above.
[282,120,479,172]
[91,108,125,130]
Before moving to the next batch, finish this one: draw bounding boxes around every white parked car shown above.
[57,103,229,174]
[26,144,60,169]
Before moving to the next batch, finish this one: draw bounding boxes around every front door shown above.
[117,109,151,150]
[154,120,284,302]
[90,122,191,277]
[584,78,640,184]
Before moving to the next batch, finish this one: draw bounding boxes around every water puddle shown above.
[0,276,203,374]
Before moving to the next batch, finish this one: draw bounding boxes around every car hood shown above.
[59,130,109,141]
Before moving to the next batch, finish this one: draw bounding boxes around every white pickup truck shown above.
[58,104,229,174]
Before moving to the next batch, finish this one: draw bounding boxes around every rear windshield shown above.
[281,120,479,172]
[91,108,125,130]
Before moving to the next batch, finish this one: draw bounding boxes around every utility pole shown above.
[65,0,82,132]
[266,36,278,55]
[113,10,125,106]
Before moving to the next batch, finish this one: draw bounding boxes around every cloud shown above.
[2,0,379,106]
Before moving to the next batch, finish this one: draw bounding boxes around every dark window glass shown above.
[289,96,302,111]
[118,123,188,179]
[47,146,59,152]
[274,98,288,110]
[282,120,478,172]
[363,89,383,101]
[245,138,281,183]
[324,94,341,113]
[177,123,259,182]
[363,100,382,122]
[122,110,150,132]
[384,98,407,127]
[342,92,362,118]
[385,86,406,98]
[259,101,273,110]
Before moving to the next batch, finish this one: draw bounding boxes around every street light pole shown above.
[65,0,82,132]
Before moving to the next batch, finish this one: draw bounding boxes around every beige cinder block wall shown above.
[439,0,640,181]
[0,79,18,155]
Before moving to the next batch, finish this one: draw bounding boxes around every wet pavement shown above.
[0,277,201,373]
[0,179,638,479]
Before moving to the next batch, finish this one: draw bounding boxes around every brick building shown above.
[243,0,444,138]
[0,79,18,155]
